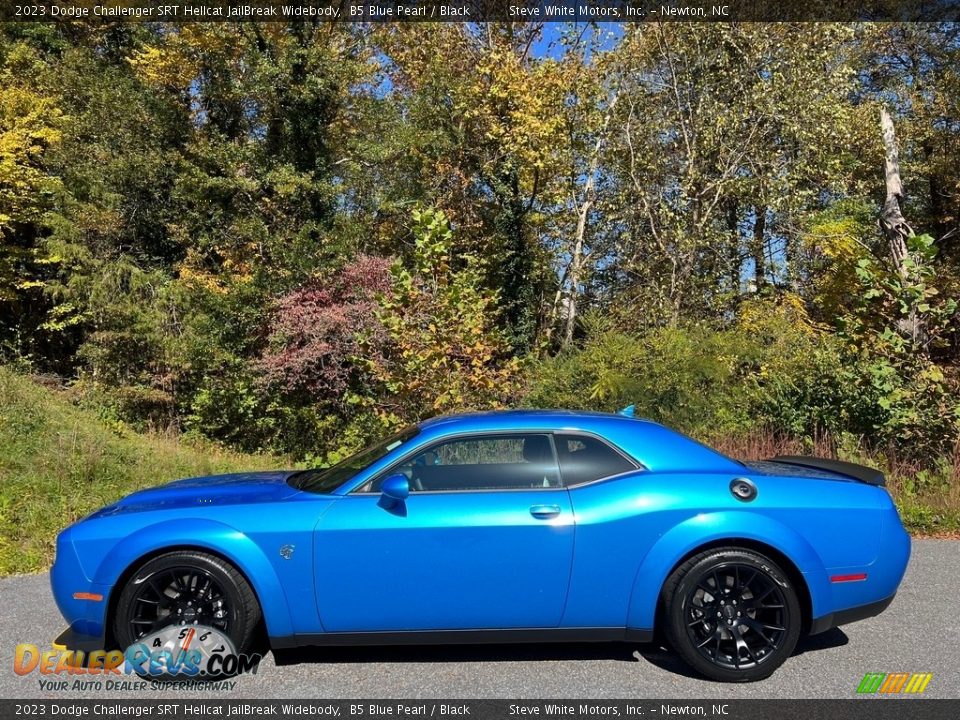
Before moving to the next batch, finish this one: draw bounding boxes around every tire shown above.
[661,547,802,682]
[113,550,261,673]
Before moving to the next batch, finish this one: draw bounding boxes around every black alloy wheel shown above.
[662,548,802,682]
[124,565,230,640]
[113,550,261,656]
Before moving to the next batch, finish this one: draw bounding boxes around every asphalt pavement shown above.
[1,540,957,699]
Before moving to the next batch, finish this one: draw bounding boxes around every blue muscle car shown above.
[51,409,910,682]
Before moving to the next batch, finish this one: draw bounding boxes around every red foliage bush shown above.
[257,255,392,404]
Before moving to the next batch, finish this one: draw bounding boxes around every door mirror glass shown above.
[379,473,410,507]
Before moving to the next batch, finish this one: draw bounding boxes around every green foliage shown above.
[0,366,281,575]
[2,22,960,551]
[370,208,520,425]
[837,234,960,455]
[527,304,864,441]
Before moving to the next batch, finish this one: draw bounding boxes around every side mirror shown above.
[379,473,410,509]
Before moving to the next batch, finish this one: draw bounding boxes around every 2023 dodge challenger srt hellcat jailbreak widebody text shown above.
[51,409,910,682]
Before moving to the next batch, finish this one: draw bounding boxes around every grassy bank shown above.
[0,367,284,575]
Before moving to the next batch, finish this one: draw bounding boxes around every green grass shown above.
[0,367,285,576]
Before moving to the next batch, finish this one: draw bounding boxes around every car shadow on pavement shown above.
[635,628,850,680]
[270,628,848,670]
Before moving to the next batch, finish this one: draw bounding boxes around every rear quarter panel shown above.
[564,469,885,629]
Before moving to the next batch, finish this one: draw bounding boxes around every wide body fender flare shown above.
[92,519,294,638]
[625,511,831,630]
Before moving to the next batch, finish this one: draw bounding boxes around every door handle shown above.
[530,504,561,519]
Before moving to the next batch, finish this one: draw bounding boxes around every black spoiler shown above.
[767,456,886,487]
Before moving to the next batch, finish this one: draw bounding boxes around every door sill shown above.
[270,627,653,649]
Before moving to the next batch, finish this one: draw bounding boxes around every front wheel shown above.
[113,551,262,677]
[661,548,802,682]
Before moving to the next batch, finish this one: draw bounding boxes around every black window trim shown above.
[351,429,643,495]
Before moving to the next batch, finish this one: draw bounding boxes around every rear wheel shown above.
[113,550,261,674]
[661,547,801,682]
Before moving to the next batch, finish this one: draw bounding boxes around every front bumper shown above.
[52,624,108,652]
[50,529,110,642]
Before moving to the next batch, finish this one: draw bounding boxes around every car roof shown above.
[415,409,744,474]
[418,408,648,432]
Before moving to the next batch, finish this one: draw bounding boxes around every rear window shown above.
[555,434,637,486]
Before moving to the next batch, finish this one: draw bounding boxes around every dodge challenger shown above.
[51,408,910,682]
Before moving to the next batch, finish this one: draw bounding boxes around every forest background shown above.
[2,21,959,573]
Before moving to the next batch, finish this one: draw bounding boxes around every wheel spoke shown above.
[732,625,758,665]
[147,577,167,602]
[754,585,775,604]
[696,580,716,598]
[126,564,229,644]
[696,627,721,650]
[740,617,779,649]
[683,561,791,673]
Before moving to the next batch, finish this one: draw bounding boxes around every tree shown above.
[602,23,860,326]
[370,208,519,424]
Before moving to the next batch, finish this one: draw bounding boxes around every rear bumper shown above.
[808,593,896,635]
[808,495,909,634]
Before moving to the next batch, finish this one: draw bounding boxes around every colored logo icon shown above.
[857,672,933,694]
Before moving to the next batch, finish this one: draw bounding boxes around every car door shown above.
[313,433,575,632]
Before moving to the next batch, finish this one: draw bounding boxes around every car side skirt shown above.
[270,627,654,650]
[808,594,896,635]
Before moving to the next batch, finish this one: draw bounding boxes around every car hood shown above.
[88,470,301,518]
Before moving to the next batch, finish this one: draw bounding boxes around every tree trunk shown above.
[562,89,620,348]
[878,106,923,343]
[879,107,913,281]
[752,206,767,291]
[726,199,739,286]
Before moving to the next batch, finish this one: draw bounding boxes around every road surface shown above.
[2,540,957,699]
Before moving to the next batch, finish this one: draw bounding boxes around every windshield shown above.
[288,426,420,494]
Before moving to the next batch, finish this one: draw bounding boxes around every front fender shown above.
[625,511,831,630]
[81,519,295,639]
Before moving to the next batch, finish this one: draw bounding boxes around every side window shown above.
[376,434,561,492]
[555,434,637,486]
